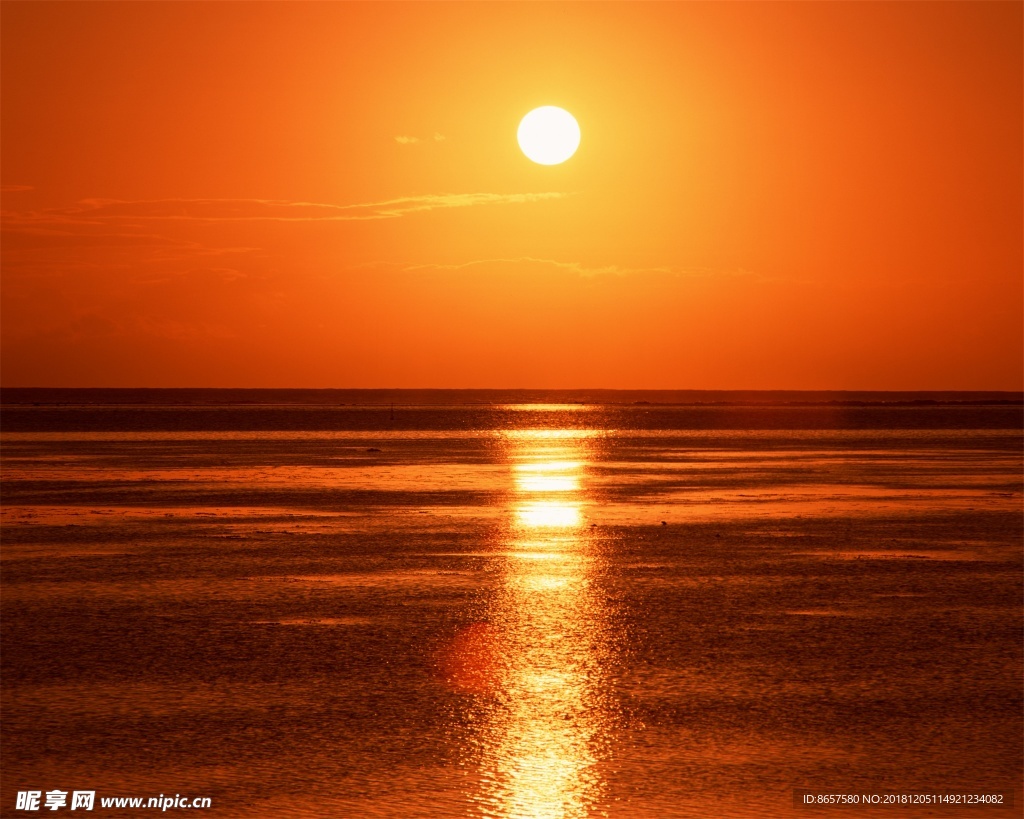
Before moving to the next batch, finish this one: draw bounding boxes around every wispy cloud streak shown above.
[402,257,688,278]
[2,192,570,227]
[394,257,767,280]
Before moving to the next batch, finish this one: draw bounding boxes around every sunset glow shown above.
[1,4,1021,814]
[1,2,1020,389]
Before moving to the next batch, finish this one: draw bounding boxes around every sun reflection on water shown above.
[515,501,582,529]
[469,429,616,818]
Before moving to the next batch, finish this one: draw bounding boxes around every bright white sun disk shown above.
[517,106,580,165]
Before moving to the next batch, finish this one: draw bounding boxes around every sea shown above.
[1,390,1021,818]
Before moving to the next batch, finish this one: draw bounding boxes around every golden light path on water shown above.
[471,428,617,818]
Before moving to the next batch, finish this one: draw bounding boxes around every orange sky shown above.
[2,1,1021,389]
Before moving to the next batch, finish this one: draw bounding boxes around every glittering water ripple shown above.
[468,430,620,818]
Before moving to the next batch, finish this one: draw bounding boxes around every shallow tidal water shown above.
[2,398,1021,817]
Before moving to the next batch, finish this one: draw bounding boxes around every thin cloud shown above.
[395,133,446,144]
[398,257,768,280]
[3,193,571,226]
[1,184,34,193]
[395,257,770,280]
[1,227,191,250]
[0,222,258,258]
[403,257,674,277]
[363,192,569,219]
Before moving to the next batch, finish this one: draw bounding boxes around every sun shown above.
[517,106,580,165]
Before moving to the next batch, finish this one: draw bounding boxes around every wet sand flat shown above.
[2,399,1021,817]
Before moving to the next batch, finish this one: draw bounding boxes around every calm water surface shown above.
[2,401,1021,817]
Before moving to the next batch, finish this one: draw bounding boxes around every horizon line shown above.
[3,386,1022,396]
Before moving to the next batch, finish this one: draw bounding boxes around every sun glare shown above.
[517,106,580,165]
